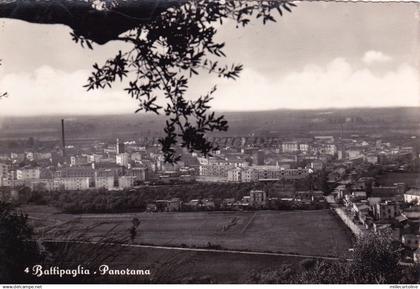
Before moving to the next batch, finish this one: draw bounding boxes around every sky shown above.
[0,1,418,115]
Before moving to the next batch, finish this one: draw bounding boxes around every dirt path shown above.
[40,239,352,262]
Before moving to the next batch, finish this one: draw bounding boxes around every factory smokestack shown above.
[61,119,66,158]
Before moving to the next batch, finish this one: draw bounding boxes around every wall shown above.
[334,207,364,237]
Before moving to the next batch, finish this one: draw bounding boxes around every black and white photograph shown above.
[0,0,419,286]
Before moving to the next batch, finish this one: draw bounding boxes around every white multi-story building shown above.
[347,149,363,160]
[131,152,143,162]
[227,168,242,182]
[128,167,146,181]
[373,201,400,220]
[365,154,378,164]
[25,152,34,161]
[323,144,337,156]
[116,138,125,154]
[404,189,420,204]
[95,176,114,190]
[310,160,324,171]
[299,143,310,153]
[95,170,115,190]
[88,154,103,163]
[402,234,420,249]
[116,153,130,168]
[200,163,236,178]
[16,167,40,180]
[30,176,90,191]
[0,162,10,186]
[228,166,310,183]
[70,155,89,166]
[119,176,137,189]
[282,141,299,153]
[34,152,52,160]
[62,177,90,190]
[249,190,267,206]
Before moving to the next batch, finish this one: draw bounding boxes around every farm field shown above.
[24,206,353,258]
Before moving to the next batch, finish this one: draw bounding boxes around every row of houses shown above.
[146,191,270,212]
[227,166,310,182]
[1,164,147,191]
[3,174,139,191]
[146,190,326,212]
[198,161,311,183]
[335,185,420,262]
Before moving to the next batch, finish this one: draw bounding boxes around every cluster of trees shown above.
[0,202,42,282]
[0,201,146,283]
[248,232,419,284]
[25,180,324,213]
[26,183,256,213]
[268,200,328,211]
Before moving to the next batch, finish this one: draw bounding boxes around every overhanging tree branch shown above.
[0,0,296,163]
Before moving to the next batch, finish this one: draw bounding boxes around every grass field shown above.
[24,206,352,258]
[38,242,313,283]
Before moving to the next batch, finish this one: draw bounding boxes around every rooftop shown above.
[405,188,420,196]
